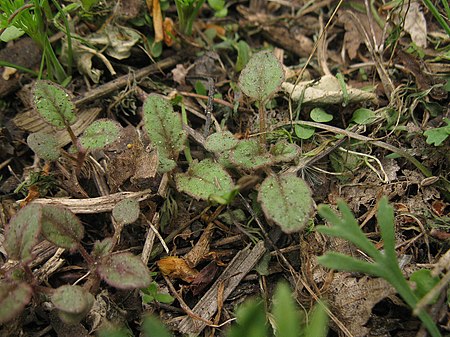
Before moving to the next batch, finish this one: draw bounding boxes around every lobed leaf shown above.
[79,119,121,150]
[175,159,235,200]
[272,282,301,337]
[97,252,151,289]
[0,281,33,324]
[27,132,61,161]
[33,80,76,129]
[41,205,84,251]
[258,174,314,233]
[4,203,42,263]
[143,94,187,173]
[238,51,285,102]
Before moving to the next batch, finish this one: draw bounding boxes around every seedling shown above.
[174,0,205,35]
[316,197,442,337]
[238,51,285,147]
[29,80,122,173]
[0,202,152,324]
[0,0,69,83]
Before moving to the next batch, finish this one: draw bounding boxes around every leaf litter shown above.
[0,1,449,337]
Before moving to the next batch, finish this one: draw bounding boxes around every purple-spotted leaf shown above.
[143,94,187,173]
[79,119,121,151]
[33,80,76,129]
[230,139,272,170]
[258,173,314,233]
[4,203,42,263]
[97,252,151,289]
[0,281,33,324]
[112,198,140,225]
[52,285,94,324]
[41,205,84,251]
[238,51,284,102]
[175,159,235,200]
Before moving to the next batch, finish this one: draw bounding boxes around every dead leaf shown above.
[283,74,378,105]
[163,17,176,46]
[184,223,214,268]
[403,1,427,48]
[190,261,219,296]
[157,256,199,283]
[172,64,189,86]
[152,0,164,43]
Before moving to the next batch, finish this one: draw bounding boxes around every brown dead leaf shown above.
[157,256,199,283]
[339,9,383,60]
[190,261,219,296]
[163,17,176,46]
[403,1,427,48]
[152,0,164,43]
[184,223,214,268]
[172,64,189,86]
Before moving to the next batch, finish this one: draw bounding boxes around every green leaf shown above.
[40,205,84,251]
[231,139,272,169]
[92,238,114,259]
[143,94,187,173]
[351,108,376,125]
[51,285,94,324]
[310,107,333,122]
[304,301,329,337]
[270,141,300,163]
[112,198,140,225]
[4,203,42,263]
[79,119,121,150]
[317,252,384,277]
[97,252,151,289]
[27,132,61,161]
[294,124,315,139]
[376,197,396,262]
[98,326,133,337]
[175,159,235,200]
[0,26,24,42]
[0,281,33,324]
[410,269,440,301]
[238,51,285,102]
[235,40,251,72]
[272,282,301,337]
[205,131,239,153]
[227,298,267,337]
[33,80,76,129]
[423,118,450,146]
[142,314,172,337]
[258,174,314,233]
[155,293,175,304]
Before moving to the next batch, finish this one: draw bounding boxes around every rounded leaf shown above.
[97,252,151,289]
[27,131,61,161]
[294,124,315,140]
[270,141,300,163]
[33,80,76,129]
[112,198,140,225]
[351,108,376,125]
[230,139,272,170]
[205,131,239,153]
[79,119,121,150]
[0,281,33,324]
[310,108,333,123]
[175,159,235,200]
[4,203,42,263]
[238,51,285,102]
[52,285,94,315]
[258,174,314,233]
[41,205,84,251]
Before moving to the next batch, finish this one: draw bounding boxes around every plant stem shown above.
[258,100,266,148]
